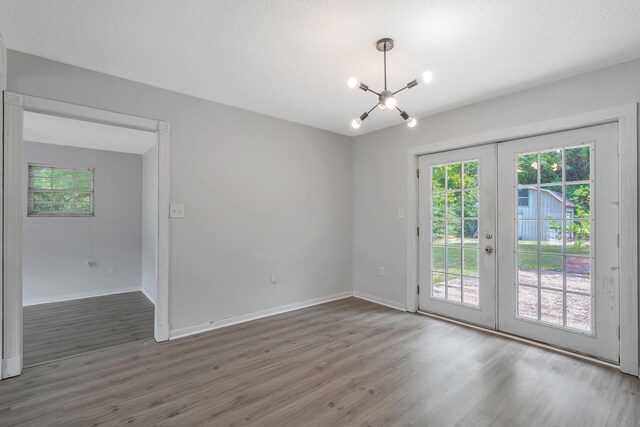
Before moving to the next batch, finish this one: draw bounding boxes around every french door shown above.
[418,144,497,328]
[418,123,620,362]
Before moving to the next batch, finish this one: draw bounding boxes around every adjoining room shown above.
[21,111,159,367]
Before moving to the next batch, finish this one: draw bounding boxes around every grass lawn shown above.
[432,239,590,274]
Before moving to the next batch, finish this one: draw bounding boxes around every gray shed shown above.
[517,187,576,241]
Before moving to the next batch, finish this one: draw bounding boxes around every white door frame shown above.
[2,92,171,378]
[406,104,638,376]
[0,32,6,381]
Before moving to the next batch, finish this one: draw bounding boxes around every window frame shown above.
[27,163,95,217]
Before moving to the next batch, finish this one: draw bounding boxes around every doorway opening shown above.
[2,92,170,379]
[21,112,158,367]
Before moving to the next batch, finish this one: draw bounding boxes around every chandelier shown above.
[348,38,433,129]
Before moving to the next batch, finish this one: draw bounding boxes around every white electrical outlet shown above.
[170,204,185,218]
[270,273,278,284]
[109,266,116,275]
[379,267,385,277]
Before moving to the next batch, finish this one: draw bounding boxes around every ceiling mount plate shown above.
[376,38,394,52]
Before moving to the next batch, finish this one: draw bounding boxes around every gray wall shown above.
[23,141,143,304]
[353,58,640,308]
[7,51,353,333]
[141,144,158,303]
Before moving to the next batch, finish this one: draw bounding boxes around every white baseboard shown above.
[353,291,406,312]
[23,286,142,306]
[141,286,156,305]
[2,355,22,379]
[169,291,353,340]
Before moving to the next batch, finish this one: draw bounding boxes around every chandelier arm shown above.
[367,103,380,115]
[392,86,408,96]
[367,88,381,96]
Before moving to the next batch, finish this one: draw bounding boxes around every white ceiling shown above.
[24,112,157,155]
[1,1,639,136]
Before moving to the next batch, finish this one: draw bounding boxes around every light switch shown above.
[170,204,185,218]
[398,209,404,219]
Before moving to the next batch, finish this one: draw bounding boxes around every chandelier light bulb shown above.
[407,117,417,128]
[422,70,434,84]
[378,103,386,109]
[351,118,362,129]
[347,76,359,89]
[384,96,397,109]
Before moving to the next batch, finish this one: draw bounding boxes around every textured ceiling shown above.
[1,1,639,136]
[24,112,157,155]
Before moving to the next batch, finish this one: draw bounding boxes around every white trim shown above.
[23,287,141,307]
[2,93,171,378]
[0,31,6,381]
[3,93,23,379]
[140,286,156,305]
[353,291,406,312]
[20,94,158,132]
[155,121,170,342]
[170,292,353,340]
[406,104,638,376]
[2,356,21,378]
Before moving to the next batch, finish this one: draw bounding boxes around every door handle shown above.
[485,245,494,254]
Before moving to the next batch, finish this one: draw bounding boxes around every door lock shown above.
[485,232,493,240]
[485,245,494,254]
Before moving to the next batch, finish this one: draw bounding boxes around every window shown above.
[518,188,529,206]
[28,164,94,217]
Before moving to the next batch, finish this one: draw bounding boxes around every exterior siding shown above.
[518,188,572,241]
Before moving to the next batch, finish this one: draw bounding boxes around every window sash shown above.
[28,164,95,217]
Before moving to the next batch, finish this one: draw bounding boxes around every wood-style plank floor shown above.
[2,297,638,426]
[23,291,154,367]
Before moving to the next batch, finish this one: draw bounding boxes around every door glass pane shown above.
[430,160,480,307]
[517,153,538,185]
[517,187,537,219]
[540,289,563,326]
[463,220,479,247]
[540,255,563,290]
[446,219,462,245]
[432,272,445,298]
[518,285,538,320]
[447,164,462,190]
[565,146,590,182]
[446,247,462,275]
[432,246,446,271]
[539,220,563,254]
[432,220,445,244]
[517,253,538,286]
[463,277,479,306]
[463,161,479,188]
[540,150,563,184]
[517,220,537,252]
[463,249,479,277]
[566,257,591,293]
[514,145,593,333]
[463,190,478,217]
[432,165,446,191]
[447,275,462,302]
[540,185,563,219]
[566,184,590,218]
[447,191,462,217]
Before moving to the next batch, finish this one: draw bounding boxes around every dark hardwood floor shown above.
[23,291,154,367]
[2,297,638,426]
